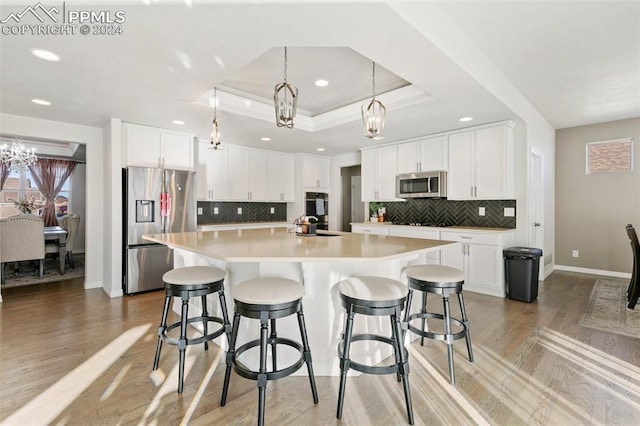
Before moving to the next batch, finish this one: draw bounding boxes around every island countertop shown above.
[142,227,455,263]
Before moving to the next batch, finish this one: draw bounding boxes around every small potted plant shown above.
[369,202,381,222]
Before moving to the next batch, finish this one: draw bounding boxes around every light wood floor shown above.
[1,271,639,425]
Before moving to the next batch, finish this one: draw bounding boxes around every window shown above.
[0,169,45,213]
[586,138,633,174]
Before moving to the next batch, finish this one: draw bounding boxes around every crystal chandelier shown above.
[273,46,298,128]
[0,138,37,173]
[362,61,386,140]
[210,87,222,150]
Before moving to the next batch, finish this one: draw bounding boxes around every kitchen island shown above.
[143,227,456,376]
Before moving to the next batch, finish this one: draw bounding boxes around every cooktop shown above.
[393,222,451,227]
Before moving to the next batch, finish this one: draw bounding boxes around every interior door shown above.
[529,148,545,279]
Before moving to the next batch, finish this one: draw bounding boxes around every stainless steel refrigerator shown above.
[123,166,196,294]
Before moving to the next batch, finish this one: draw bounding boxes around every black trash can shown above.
[503,247,543,303]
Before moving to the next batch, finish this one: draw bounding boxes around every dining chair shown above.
[45,214,81,268]
[625,224,639,309]
[0,213,45,284]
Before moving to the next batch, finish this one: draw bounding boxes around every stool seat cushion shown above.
[163,265,226,285]
[338,276,406,302]
[234,277,304,305]
[404,265,464,284]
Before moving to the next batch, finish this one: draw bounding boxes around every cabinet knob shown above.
[534,222,541,227]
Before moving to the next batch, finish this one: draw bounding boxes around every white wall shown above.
[0,113,106,291]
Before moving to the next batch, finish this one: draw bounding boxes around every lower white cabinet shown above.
[440,231,514,297]
[350,223,389,235]
[387,226,440,264]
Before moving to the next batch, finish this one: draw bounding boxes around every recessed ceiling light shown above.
[172,120,185,125]
[261,137,271,142]
[314,79,329,87]
[316,148,325,152]
[30,48,61,62]
[459,116,474,122]
[31,99,51,106]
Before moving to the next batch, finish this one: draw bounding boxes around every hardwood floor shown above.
[1,271,638,425]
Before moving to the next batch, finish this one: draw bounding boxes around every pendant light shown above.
[274,47,298,128]
[362,61,386,140]
[210,87,222,150]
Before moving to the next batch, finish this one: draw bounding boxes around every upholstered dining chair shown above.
[0,213,45,284]
[625,224,639,309]
[45,214,81,268]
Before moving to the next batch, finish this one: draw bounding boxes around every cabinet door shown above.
[376,145,398,200]
[440,242,465,271]
[267,152,295,201]
[125,126,162,168]
[467,244,500,289]
[420,135,448,172]
[397,141,420,174]
[196,142,211,200]
[228,146,250,200]
[248,149,267,201]
[303,155,330,190]
[210,148,229,200]
[161,133,193,170]
[474,126,505,199]
[447,131,475,200]
[360,149,377,201]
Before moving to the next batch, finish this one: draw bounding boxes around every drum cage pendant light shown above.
[210,87,222,150]
[274,47,298,128]
[361,61,386,140]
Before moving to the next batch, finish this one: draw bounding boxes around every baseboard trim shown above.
[554,264,631,279]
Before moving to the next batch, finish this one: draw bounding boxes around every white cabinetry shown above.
[228,145,267,201]
[267,151,295,201]
[350,223,389,235]
[123,123,193,170]
[440,230,514,297]
[361,145,401,201]
[397,135,448,174]
[387,226,440,264]
[302,154,330,192]
[447,121,515,200]
[196,142,229,200]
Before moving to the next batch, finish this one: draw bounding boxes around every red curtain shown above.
[0,162,9,190]
[28,159,77,226]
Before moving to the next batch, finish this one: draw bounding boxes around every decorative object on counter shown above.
[369,201,385,222]
[361,61,386,140]
[209,87,222,150]
[0,138,37,173]
[11,197,41,214]
[274,46,298,128]
[293,215,317,236]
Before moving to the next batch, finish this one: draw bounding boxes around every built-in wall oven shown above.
[396,171,447,198]
[305,192,329,230]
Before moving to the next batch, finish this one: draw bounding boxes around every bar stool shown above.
[152,265,231,394]
[337,276,414,425]
[220,277,318,426]
[403,264,474,386]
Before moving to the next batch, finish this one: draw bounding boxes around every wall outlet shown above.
[237,207,242,215]
[197,207,203,215]
[504,207,515,217]
[572,250,579,258]
[479,207,486,216]
[214,207,219,215]
[270,207,275,214]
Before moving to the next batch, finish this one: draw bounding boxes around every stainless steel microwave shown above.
[396,171,447,198]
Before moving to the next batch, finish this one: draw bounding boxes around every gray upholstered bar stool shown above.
[337,276,414,425]
[152,265,231,394]
[221,277,318,426]
[403,264,474,386]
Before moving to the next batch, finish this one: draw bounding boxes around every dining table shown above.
[44,226,67,275]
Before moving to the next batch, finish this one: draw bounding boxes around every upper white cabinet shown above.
[397,135,448,174]
[123,123,193,170]
[302,154,330,192]
[361,145,402,201]
[447,121,515,200]
[267,151,295,201]
[229,145,267,201]
[196,141,229,200]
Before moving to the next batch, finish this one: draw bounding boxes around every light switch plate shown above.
[504,207,515,217]
[270,207,275,214]
[479,207,486,216]
[214,207,219,215]
[197,207,203,215]
[237,207,242,214]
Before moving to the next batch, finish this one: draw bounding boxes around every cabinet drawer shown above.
[388,227,438,240]
[440,231,502,246]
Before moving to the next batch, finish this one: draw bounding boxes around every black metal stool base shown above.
[337,333,409,376]
[233,336,305,381]
[407,312,468,343]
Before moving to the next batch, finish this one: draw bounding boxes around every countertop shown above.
[143,227,454,263]
[197,221,289,231]
[352,222,515,234]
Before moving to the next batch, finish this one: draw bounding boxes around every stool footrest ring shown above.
[233,337,304,381]
[338,333,408,376]
[407,312,467,342]
[162,316,226,347]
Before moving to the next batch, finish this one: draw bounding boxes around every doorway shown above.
[340,165,362,231]
[529,148,544,279]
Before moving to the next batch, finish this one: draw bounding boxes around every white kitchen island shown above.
[143,227,456,376]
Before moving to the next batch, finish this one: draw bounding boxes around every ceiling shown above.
[0,1,638,158]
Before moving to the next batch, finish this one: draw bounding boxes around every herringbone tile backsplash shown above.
[197,201,287,224]
[383,199,516,228]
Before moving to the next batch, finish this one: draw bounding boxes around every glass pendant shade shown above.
[274,47,298,128]
[0,138,37,173]
[210,87,222,149]
[362,99,386,140]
